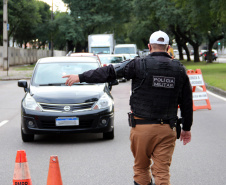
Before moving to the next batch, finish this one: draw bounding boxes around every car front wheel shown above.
[103,128,114,140]
[21,127,34,142]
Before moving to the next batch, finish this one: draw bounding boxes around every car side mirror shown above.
[18,80,29,92]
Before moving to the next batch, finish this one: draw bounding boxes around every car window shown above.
[91,47,110,54]
[114,47,135,54]
[99,56,123,64]
[32,62,99,85]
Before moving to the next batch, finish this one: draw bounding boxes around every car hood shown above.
[30,84,105,104]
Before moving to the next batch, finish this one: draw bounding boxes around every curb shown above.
[0,77,31,81]
[205,83,226,98]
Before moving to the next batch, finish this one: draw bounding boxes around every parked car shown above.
[212,49,218,58]
[18,57,115,142]
[199,50,207,56]
[203,50,218,61]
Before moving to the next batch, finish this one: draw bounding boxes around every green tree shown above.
[126,0,162,50]
[126,0,192,61]
[34,1,51,49]
[0,0,52,48]
[8,0,41,47]
[62,0,131,51]
[174,0,225,62]
[51,12,84,51]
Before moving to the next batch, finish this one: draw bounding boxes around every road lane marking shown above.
[207,90,226,102]
[0,120,9,127]
[197,86,226,101]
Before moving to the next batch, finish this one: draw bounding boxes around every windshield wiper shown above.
[74,83,96,85]
[39,83,66,86]
[39,83,97,86]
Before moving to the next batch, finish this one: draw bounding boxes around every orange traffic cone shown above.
[47,155,63,185]
[13,150,32,185]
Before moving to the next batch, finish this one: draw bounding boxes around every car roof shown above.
[69,52,95,57]
[115,44,136,47]
[98,54,124,57]
[37,57,99,64]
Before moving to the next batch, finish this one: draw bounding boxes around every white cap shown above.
[149,30,169,45]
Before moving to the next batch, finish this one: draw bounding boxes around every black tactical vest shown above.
[130,55,185,120]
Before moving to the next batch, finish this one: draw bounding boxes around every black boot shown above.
[134,181,154,185]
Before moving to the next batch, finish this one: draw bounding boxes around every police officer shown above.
[63,30,193,185]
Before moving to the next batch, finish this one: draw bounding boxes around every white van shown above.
[114,44,138,56]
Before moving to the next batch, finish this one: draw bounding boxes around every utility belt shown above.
[128,112,183,139]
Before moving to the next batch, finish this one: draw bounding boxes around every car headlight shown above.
[23,93,41,111]
[92,93,113,110]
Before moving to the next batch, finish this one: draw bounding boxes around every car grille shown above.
[38,102,95,112]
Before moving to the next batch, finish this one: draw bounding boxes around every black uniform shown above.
[79,52,193,131]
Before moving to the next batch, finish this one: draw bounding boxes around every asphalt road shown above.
[0,80,226,185]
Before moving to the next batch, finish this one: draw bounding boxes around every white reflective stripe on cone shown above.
[13,162,31,180]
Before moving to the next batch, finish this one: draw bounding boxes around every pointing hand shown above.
[62,74,80,86]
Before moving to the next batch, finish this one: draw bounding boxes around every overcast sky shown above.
[38,0,68,12]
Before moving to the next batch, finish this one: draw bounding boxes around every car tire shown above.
[21,127,34,142]
[103,128,114,140]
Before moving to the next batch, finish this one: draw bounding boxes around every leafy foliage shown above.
[62,0,131,51]
[0,0,226,60]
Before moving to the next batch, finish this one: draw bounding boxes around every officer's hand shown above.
[62,74,80,86]
[180,130,191,145]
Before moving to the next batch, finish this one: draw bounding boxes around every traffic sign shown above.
[187,69,211,111]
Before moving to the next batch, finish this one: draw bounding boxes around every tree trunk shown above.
[182,44,191,61]
[75,42,83,52]
[207,41,214,63]
[172,27,184,60]
[68,40,75,52]
[193,44,200,62]
[207,34,224,63]
[176,26,202,62]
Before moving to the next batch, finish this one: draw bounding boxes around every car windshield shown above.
[99,56,124,64]
[114,47,135,54]
[91,47,110,54]
[32,62,99,86]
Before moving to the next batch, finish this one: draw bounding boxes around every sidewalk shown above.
[0,66,33,80]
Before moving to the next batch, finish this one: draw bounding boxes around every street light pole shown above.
[3,0,8,73]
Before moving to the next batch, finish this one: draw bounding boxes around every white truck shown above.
[88,34,114,54]
[114,44,138,58]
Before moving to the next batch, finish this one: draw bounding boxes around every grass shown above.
[181,60,226,91]
[13,64,36,71]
